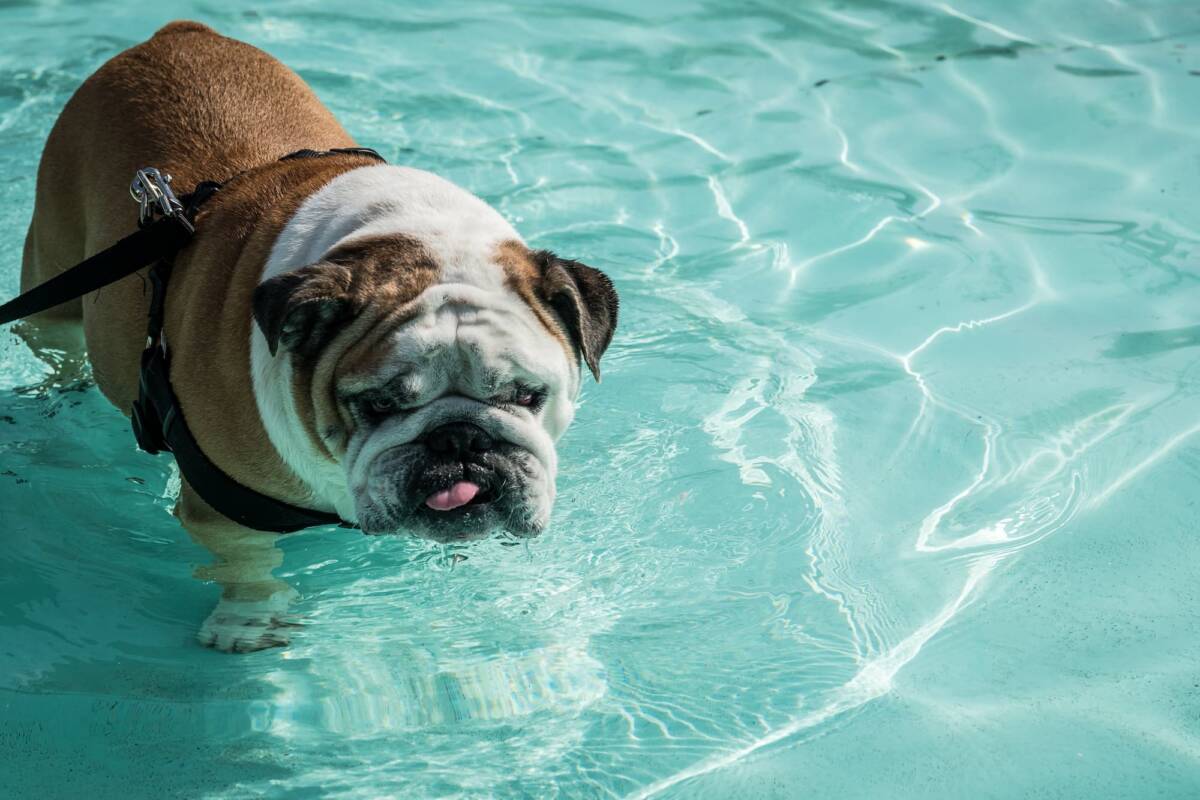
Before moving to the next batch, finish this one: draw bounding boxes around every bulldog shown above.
[19,21,617,651]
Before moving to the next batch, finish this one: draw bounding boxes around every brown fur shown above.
[495,240,574,359]
[20,21,373,507]
[13,20,398,649]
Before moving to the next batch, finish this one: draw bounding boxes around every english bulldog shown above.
[19,21,617,651]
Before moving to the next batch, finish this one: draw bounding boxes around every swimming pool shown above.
[2,1,1199,796]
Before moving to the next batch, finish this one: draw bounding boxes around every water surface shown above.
[2,1,1199,797]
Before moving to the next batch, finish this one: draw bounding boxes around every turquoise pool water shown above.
[2,1,1199,797]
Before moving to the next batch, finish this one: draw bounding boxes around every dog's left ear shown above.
[535,251,619,381]
[252,262,356,358]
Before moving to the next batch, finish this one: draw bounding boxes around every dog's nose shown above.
[423,422,494,458]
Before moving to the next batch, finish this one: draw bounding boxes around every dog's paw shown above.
[199,593,301,653]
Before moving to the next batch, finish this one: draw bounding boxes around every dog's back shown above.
[21,20,355,405]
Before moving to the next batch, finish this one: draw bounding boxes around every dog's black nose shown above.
[423,422,494,458]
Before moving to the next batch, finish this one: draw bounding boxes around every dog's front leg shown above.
[176,482,299,653]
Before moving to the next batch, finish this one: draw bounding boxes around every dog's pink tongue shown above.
[425,481,480,512]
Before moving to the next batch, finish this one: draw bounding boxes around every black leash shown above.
[0,214,191,327]
[1,147,386,532]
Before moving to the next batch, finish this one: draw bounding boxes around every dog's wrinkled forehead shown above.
[336,282,569,400]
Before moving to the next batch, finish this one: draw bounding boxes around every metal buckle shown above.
[129,167,184,228]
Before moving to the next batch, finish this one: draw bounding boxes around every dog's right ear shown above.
[252,263,356,358]
[533,250,619,381]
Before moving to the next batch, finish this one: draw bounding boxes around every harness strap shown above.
[136,327,345,532]
[2,146,386,532]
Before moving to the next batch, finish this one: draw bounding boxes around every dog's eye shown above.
[367,395,397,414]
[510,386,546,409]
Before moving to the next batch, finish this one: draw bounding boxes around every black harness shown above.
[0,147,386,533]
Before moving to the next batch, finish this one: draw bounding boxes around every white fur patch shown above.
[250,165,579,524]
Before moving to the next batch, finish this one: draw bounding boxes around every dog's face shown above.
[250,167,617,541]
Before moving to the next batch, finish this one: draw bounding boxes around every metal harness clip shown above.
[129,167,187,229]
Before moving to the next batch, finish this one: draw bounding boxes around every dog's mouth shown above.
[423,480,497,512]
[411,460,503,534]
[410,476,501,542]
[357,445,543,540]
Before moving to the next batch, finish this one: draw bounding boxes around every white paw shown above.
[199,592,301,653]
